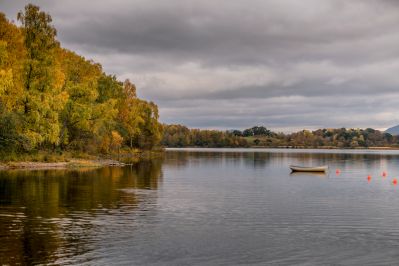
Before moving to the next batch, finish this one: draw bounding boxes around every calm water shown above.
[2,149,399,265]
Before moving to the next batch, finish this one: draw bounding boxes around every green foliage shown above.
[18,4,67,147]
[118,80,162,150]
[243,127,398,148]
[0,109,21,152]
[58,48,103,147]
[97,74,123,103]
[241,126,273,137]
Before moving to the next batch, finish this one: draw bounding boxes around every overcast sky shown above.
[2,0,399,132]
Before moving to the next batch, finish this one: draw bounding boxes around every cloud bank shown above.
[2,0,399,131]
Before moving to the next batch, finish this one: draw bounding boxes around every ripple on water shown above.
[2,150,399,265]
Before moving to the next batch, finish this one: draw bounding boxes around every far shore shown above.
[166,146,399,150]
[258,146,399,150]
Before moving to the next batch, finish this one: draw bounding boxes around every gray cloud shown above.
[2,0,399,131]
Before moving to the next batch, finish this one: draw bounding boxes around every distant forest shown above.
[0,4,162,157]
[162,125,398,148]
[162,124,249,148]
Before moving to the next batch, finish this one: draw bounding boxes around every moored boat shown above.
[289,165,328,172]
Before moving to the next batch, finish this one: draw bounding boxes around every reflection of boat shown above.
[289,165,328,172]
[289,171,327,178]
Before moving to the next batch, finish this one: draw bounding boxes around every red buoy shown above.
[393,178,397,185]
[336,169,340,175]
[367,175,372,182]
[383,171,387,177]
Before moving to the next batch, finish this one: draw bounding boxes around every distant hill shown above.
[385,125,399,135]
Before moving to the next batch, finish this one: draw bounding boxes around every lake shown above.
[2,148,399,265]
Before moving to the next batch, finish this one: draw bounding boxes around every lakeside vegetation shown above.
[0,4,163,162]
[163,125,398,149]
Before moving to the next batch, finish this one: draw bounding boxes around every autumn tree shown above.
[118,80,142,148]
[58,49,103,148]
[0,13,26,111]
[0,13,27,151]
[117,79,162,149]
[137,101,163,149]
[18,4,68,149]
[0,5,165,156]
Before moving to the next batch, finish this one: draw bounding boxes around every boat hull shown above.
[289,165,328,172]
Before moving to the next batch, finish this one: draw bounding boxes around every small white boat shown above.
[289,165,328,172]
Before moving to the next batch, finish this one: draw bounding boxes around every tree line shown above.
[162,124,249,147]
[0,4,162,157]
[251,127,397,148]
[163,125,398,148]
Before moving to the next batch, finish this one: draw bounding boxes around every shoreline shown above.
[2,146,399,170]
[0,159,127,171]
[0,149,164,171]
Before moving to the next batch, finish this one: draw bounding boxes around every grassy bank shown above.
[0,148,164,170]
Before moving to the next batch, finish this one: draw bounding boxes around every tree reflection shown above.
[0,158,163,265]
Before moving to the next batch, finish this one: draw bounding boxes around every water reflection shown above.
[0,158,163,265]
[4,149,399,265]
[165,149,399,176]
[289,172,327,178]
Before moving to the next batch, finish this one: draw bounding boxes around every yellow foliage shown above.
[0,7,163,153]
[111,130,123,150]
[100,135,110,154]
[0,68,13,95]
